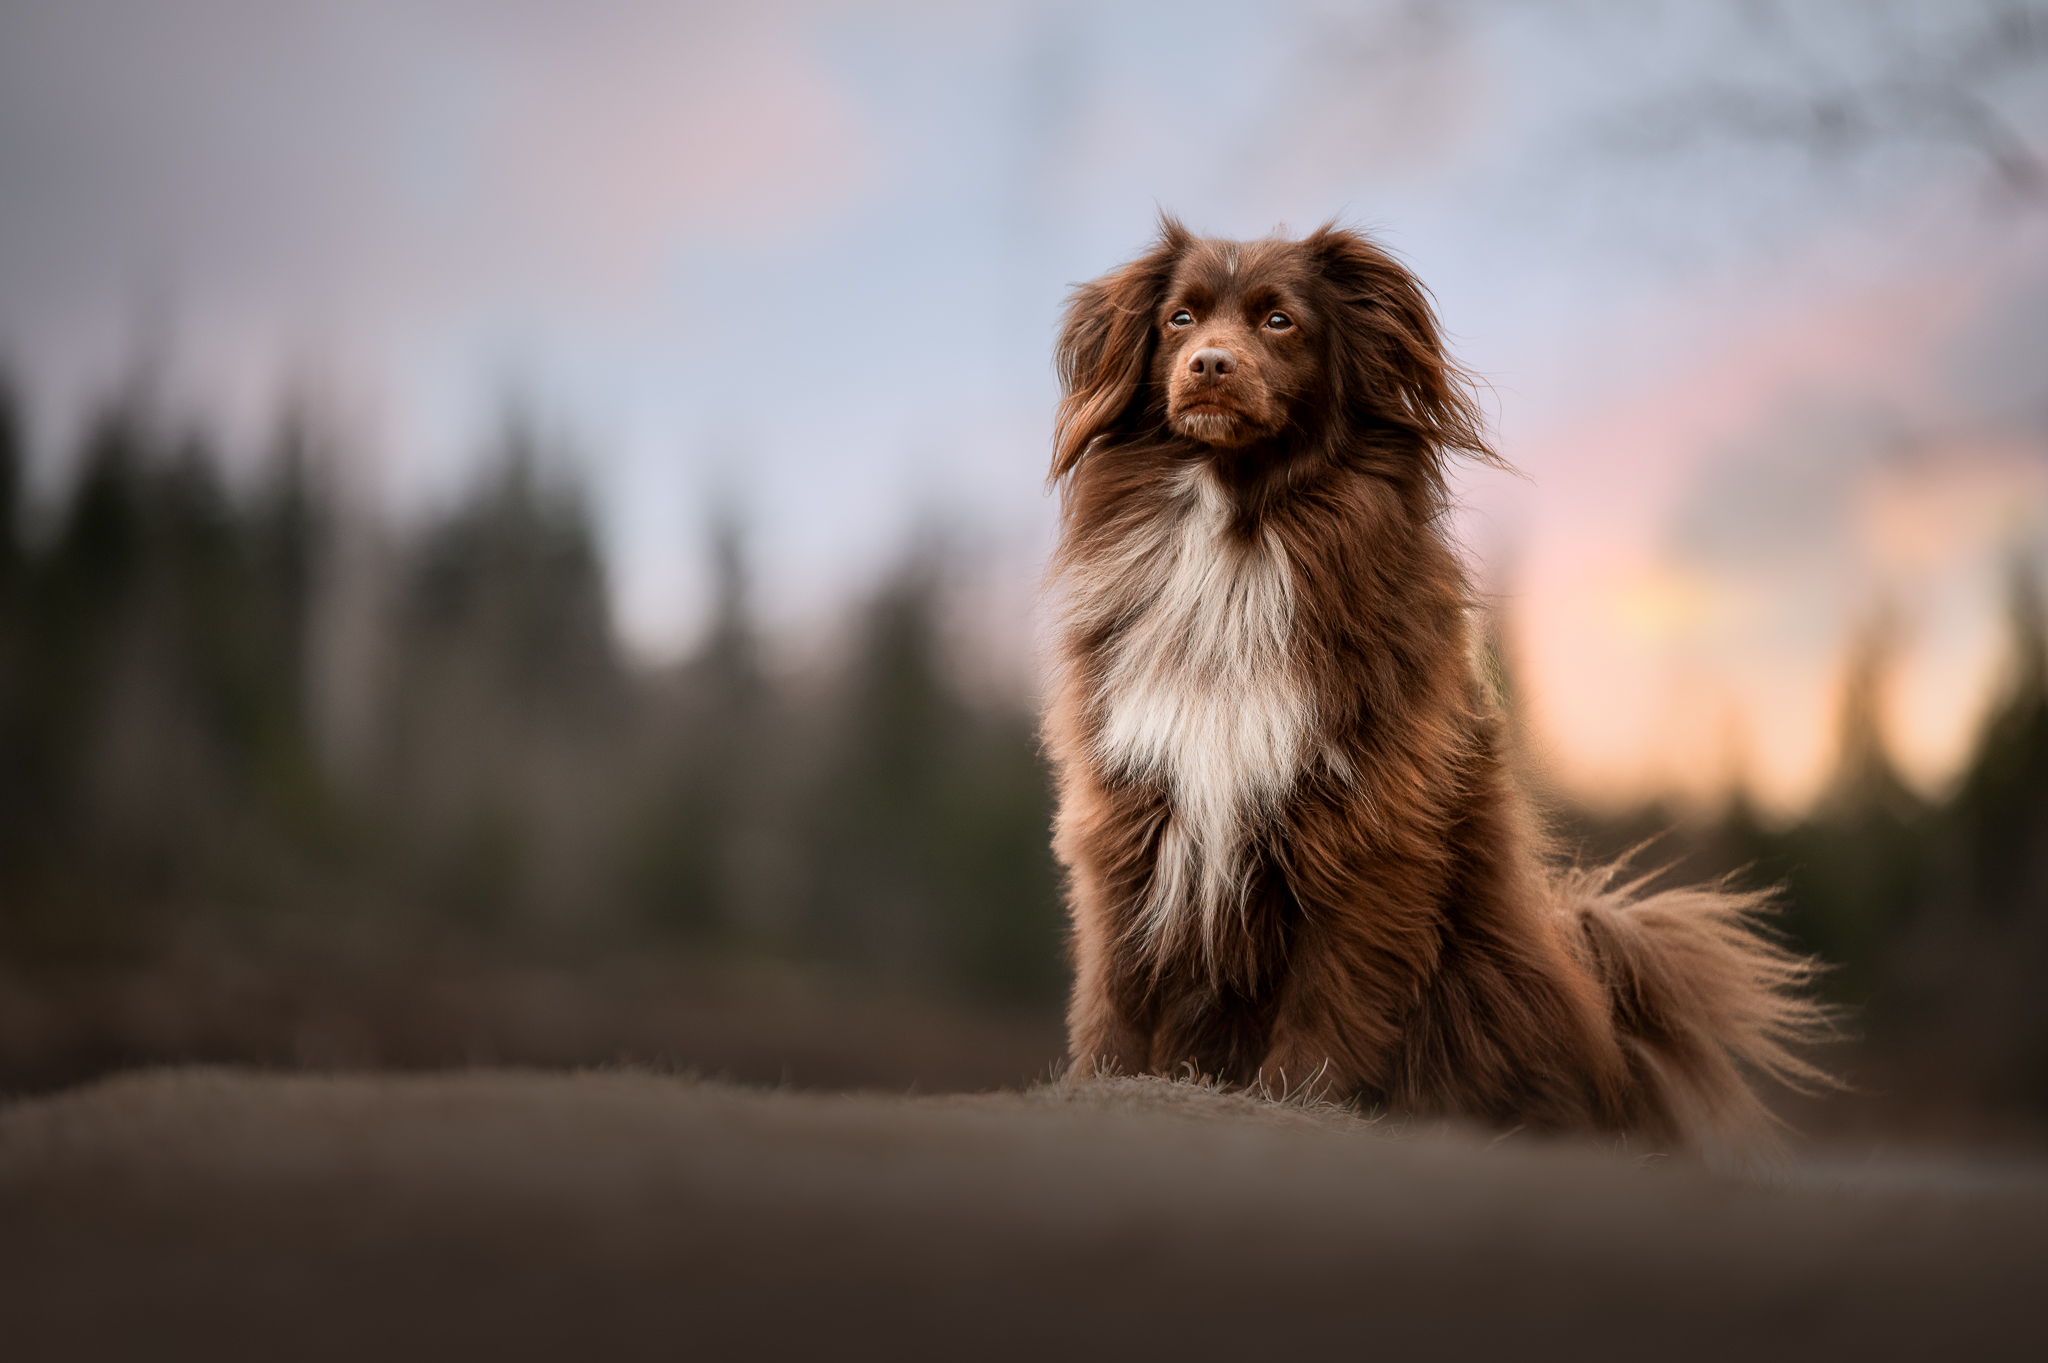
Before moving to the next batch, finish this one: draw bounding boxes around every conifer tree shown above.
[1954,562,2048,922]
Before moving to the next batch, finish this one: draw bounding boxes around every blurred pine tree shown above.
[799,549,1063,999]
[1953,563,2048,924]
[1778,616,1929,997]
[381,421,626,926]
[628,511,778,940]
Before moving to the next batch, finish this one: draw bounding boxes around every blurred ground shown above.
[0,939,1068,1097]
[2,1068,2043,1363]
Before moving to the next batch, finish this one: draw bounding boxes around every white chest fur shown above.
[1076,468,1312,950]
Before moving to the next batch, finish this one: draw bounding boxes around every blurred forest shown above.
[1,368,2045,1133]
[1554,580,2048,1130]
[0,375,1066,1093]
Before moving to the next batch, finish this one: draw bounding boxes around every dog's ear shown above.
[1050,217,1192,484]
[1304,224,1502,472]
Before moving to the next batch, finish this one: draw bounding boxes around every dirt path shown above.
[2,1068,2042,1361]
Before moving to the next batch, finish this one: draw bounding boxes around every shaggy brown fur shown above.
[1042,219,1832,1153]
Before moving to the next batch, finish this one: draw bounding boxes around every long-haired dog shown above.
[1043,219,1832,1152]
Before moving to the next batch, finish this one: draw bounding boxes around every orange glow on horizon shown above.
[1503,246,2048,818]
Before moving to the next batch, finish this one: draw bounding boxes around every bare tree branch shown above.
[1607,0,2048,206]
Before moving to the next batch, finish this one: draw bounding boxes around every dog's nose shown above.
[1188,348,1236,379]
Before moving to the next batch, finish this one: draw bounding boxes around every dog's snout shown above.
[1188,347,1236,380]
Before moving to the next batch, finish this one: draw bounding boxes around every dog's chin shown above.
[1171,407,1263,449]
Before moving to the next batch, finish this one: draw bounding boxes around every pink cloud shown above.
[1503,238,2048,814]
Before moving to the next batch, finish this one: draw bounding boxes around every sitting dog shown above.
[1042,219,1830,1150]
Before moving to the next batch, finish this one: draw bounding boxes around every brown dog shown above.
[1042,219,1830,1150]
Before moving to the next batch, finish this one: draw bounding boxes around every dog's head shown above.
[1051,218,1495,488]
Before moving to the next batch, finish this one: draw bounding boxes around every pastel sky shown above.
[2,0,2044,814]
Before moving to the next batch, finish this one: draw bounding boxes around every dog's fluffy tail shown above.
[1557,861,1841,1160]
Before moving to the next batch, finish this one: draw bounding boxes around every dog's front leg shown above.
[1065,932,1153,1078]
[1257,949,1391,1101]
[1053,765,1169,1078]
[1256,888,1442,1102]
[1064,861,1158,1075]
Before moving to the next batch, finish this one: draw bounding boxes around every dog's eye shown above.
[1265,312,1293,331]
[1169,310,1193,328]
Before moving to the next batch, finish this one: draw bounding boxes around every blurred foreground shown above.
[3,1067,2043,1362]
